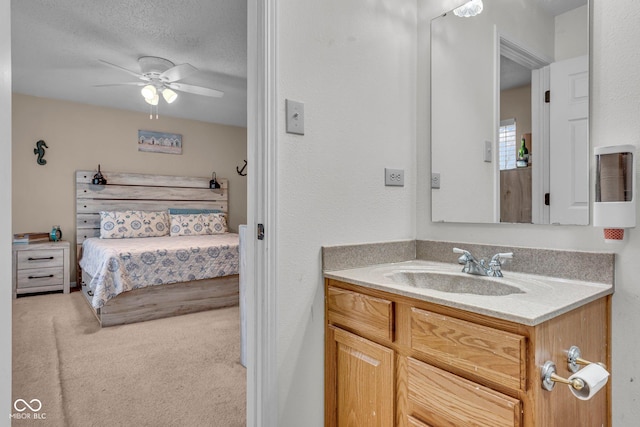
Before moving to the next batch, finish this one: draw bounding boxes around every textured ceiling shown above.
[11,0,247,127]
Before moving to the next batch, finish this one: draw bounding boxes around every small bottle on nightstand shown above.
[50,225,62,242]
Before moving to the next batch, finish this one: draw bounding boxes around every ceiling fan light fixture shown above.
[97,57,224,117]
[141,84,157,100]
[162,88,178,104]
[145,94,159,106]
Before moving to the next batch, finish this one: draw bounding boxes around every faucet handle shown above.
[453,247,473,265]
[490,252,513,263]
[453,247,473,259]
[488,252,513,277]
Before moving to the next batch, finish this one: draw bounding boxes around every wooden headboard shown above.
[76,170,229,245]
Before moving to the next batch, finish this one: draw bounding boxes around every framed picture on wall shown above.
[138,130,182,155]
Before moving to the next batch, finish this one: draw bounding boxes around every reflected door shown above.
[549,55,589,225]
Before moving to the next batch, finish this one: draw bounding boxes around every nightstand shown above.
[12,240,70,298]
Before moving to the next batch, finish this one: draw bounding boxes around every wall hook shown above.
[34,140,48,165]
[237,160,247,176]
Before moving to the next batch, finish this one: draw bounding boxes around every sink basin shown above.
[387,271,525,296]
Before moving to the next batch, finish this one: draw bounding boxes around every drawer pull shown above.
[28,256,55,261]
[28,274,54,279]
[88,290,94,296]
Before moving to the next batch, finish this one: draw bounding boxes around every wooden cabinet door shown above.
[326,326,394,427]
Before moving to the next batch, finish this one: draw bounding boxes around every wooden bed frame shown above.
[75,170,239,327]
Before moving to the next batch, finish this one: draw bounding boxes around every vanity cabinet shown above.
[325,286,395,426]
[326,326,394,426]
[325,279,610,427]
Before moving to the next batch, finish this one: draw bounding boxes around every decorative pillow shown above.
[201,212,228,234]
[169,213,228,236]
[100,210,170,239]
[168,208,222,215]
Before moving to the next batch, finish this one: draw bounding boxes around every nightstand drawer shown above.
[17,267,64,288]
[17,249,64,270]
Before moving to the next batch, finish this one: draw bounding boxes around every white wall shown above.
[419,1,640,425]
[555,5,589,61]
[0,0,11,417]
[276,0,416,424]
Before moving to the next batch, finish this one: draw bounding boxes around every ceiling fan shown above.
[96,56,224,107]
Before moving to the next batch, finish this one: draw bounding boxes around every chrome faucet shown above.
[453,248,513,277]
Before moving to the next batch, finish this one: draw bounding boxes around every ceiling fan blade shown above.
[98,59,145,79]
[160,63,198,82]
[168,82,224,98]
[93,82,146,87]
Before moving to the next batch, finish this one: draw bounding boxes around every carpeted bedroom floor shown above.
[11,292,246,427]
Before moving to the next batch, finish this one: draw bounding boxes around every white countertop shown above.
[324,260,613,326]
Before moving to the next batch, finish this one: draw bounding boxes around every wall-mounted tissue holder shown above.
[541,345,610,400]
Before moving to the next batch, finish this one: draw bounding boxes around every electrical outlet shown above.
[431,173,441,189]
[385,168,404,187]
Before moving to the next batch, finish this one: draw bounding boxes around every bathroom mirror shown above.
[431,0,589,225]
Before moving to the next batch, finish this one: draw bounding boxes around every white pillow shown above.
[169,213,228,236]
[100,210,170,239]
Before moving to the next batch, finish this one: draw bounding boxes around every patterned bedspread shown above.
[80,234,239,309]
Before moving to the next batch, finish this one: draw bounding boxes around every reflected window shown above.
[499,119,516,170]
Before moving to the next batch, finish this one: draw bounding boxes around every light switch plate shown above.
[431,173,441,189]
[286,99,304,135]
[484,140,492,162]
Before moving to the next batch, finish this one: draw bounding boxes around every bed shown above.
[76,170,239,327]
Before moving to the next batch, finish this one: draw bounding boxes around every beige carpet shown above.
[12,292,246,427]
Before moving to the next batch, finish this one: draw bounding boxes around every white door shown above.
[549,55,589,225]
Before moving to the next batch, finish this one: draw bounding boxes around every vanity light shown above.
[453,0,483,18]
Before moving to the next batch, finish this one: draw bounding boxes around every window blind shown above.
[499,119,516,170]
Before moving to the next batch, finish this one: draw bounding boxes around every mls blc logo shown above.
[10,398,46,420]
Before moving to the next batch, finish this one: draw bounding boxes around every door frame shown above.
[247,0,278,425]
[1,0,12,415]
